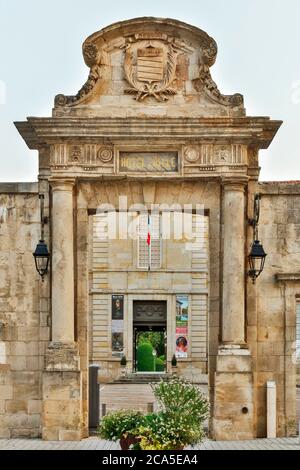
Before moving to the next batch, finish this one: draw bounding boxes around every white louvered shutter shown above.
[138,212,149,269]
[150,213,161,269]
[137,212,161,269]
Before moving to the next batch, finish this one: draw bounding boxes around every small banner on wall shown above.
[175,295,189,358]
[112,295,124,353]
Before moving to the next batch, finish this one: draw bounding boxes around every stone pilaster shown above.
[213,177,254,440]
[222,180,246,345]
[51,179,75,343]
[42,178,81,441]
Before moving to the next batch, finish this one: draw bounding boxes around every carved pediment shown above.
[54,17,244,115]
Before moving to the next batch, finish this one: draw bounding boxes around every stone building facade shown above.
[0,18,299,440]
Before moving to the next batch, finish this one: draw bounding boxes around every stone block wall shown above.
[42,370,81,441]
[251,182,300,437]
[0,183,50,438]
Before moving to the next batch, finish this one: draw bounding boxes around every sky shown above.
[0,0,300,182]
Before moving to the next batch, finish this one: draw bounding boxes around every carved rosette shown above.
[51,144,115,168]
[182,145,246,167]
[97,146,113,163]
[184,146,200,163]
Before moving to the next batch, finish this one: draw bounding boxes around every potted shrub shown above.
[120,354,127,367]
[137,376,209,450]
[98,409,144,450]
[98,377,209,451]
[171,354,177,373]
[120,354,127,376]
[137,412,203,450]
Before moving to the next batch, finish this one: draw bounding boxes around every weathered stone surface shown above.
[1,17,298,442]
[58,430,81,441]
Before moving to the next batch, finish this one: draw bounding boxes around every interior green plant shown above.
[137,331,165,356]
[98,409,145,442]
[137,342,154,371]
[155,357,165,372]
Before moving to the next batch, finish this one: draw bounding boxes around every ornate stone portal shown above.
[1,17,297,441]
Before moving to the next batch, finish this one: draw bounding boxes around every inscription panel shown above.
[119,151,178,173]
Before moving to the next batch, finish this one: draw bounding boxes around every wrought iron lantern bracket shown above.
[248,193,266,284]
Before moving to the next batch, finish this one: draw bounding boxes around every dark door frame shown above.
[133,324,167,372]
[133,300,167,373]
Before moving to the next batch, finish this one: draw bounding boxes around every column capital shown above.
[222,176,248,192]
[49,177,76,192]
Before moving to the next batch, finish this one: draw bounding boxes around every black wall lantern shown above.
[248,194,267,284]
[33,194,50,281]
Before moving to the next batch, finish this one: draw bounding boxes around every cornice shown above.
[15,116,282,150]
[275,273,300,283]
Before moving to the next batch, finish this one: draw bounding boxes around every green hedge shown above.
[137,342,154,371]
[155,357,165,372]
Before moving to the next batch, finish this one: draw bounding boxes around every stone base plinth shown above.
[213,346,254,440]
[42,343,82,441]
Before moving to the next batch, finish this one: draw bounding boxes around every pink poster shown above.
[175,295,188,358]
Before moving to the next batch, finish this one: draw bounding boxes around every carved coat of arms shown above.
[124,39,179,102]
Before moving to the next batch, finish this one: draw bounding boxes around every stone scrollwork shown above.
[194,64,244,108]
[55,42,102,108]
[53,19,243,109]
[201,37,218,67]
[97,146,114,163]
[83,43,101,67]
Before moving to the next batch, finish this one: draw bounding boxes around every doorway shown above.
[133,301,167,373]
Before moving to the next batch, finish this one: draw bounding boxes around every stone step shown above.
[113,373,171,384]
[99,382,208,416]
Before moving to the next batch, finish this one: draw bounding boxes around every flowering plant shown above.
[136,377,209,450]
[152,376,209,427]
[137,411,204,450]
[98,409,144,441]
[98,377,209,450]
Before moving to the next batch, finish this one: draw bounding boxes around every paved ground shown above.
[100,382,208,415]
[0,437,299,450]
